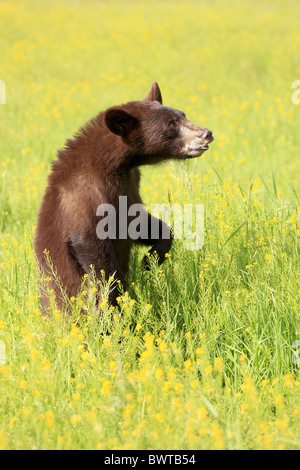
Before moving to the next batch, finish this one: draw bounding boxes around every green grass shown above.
[0,0,299,450]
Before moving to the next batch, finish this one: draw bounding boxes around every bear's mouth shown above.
[198,144,209,151]
[184,145,209,158]
[186,134,214,157]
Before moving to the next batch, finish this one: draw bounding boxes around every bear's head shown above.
[103,82,213,168]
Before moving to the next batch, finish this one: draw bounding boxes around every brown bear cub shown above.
[34,82,213,312]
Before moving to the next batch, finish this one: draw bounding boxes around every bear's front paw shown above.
[142,254,151,271]
[142,251,159,270]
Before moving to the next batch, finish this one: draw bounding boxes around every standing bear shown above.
[34,82,213,312]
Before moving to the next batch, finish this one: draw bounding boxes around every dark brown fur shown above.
[34,82,213,312]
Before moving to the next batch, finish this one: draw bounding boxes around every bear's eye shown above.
[168,120,177,128]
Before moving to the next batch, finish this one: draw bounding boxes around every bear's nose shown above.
[201,129,213,142]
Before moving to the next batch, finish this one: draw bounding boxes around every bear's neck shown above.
[57,113,135,180]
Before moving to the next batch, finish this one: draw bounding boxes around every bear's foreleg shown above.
[134,212,173,269]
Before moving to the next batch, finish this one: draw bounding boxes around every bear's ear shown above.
[104,107,139,137]
[144,82,163,104]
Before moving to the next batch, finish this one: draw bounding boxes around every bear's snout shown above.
[181,123,214,157]
[201,129,213,144]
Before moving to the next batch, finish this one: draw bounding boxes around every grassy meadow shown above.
[0,0,299,450]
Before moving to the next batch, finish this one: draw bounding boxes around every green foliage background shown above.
[0,0,299,450]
